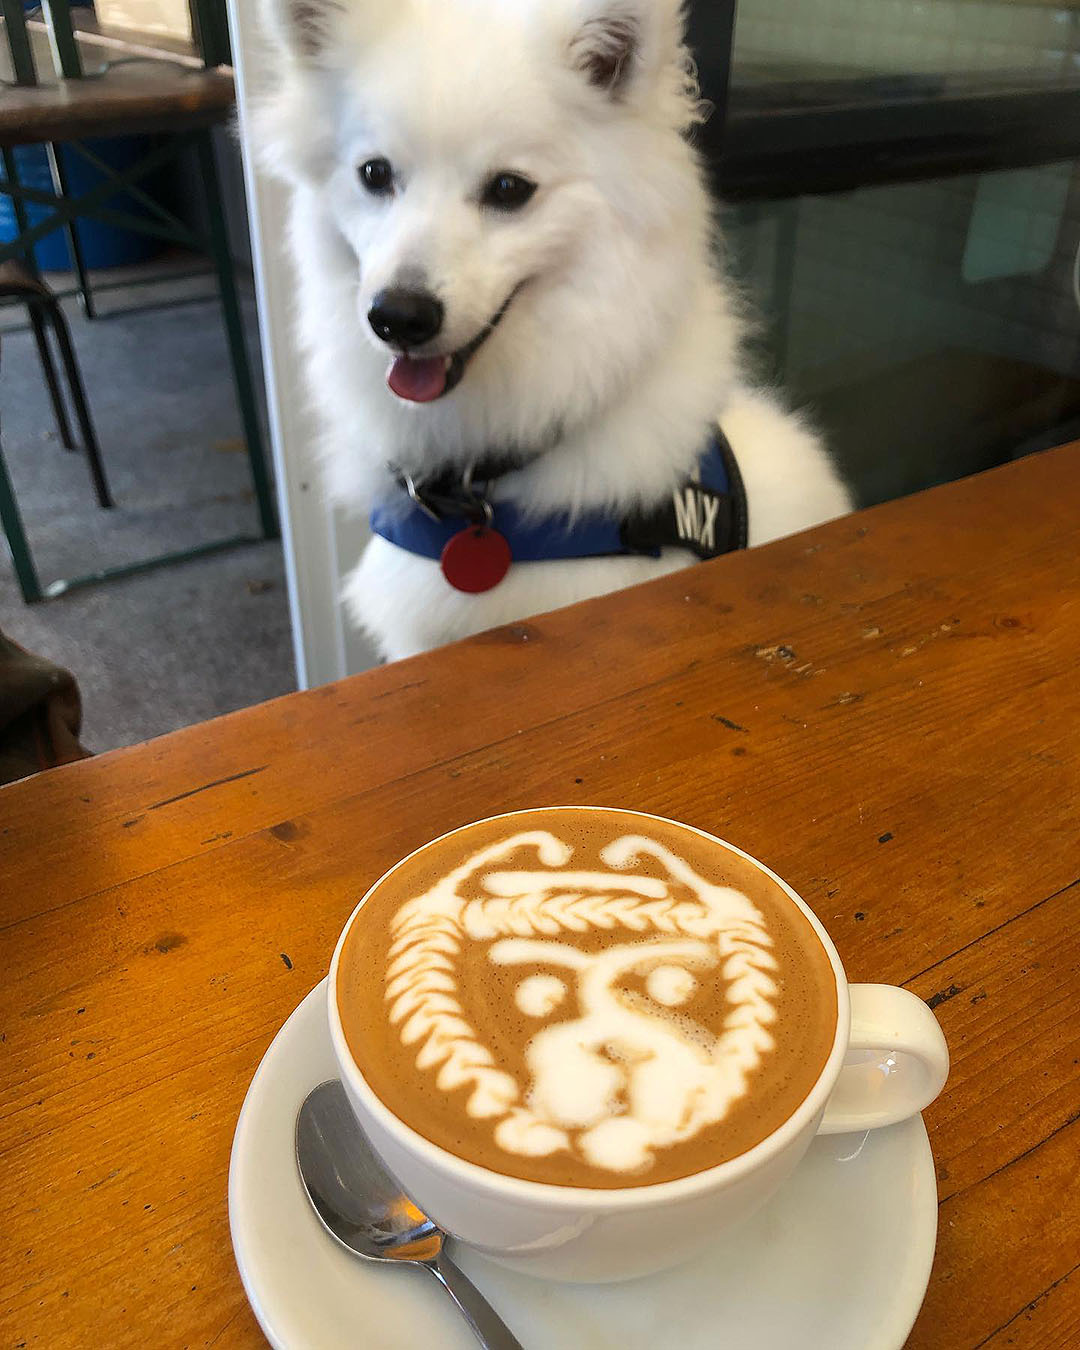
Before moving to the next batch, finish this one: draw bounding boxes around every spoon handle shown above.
[424,1250,524,1350]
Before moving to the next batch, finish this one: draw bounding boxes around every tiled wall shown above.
[735,0,1080,75]
[724,161,1080,396]
[721,1,1080,503]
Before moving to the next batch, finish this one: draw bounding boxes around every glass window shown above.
[688,2,1080,504]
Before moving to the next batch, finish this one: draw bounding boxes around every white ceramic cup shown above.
[328,810,949,1283]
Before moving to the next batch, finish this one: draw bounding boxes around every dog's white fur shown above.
[255,0,852,661]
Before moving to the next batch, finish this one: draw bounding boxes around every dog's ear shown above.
[253,0,352,183]
[262,0,344,63]
[566,0,685,99]
[569,5,639,94]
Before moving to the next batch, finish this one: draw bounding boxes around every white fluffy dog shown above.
[256,0,852,661]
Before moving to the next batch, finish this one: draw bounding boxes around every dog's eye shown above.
[359,158,394,195]
[481,172,536,212]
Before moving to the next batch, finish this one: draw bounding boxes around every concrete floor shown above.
[0,254,297,753]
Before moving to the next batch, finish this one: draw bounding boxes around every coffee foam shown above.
[338,810,837,1189]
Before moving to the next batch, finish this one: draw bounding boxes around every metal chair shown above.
[0,0,278,601]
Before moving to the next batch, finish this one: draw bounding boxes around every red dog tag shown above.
[440,526,512,593]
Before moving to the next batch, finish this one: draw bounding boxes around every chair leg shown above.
[0,442,43,602]
[194,129,279,540]
[0,147,75,452]
[28,301,76,449]
[1,146,36,273]
[46,142,96,320]
[48,300,113,509]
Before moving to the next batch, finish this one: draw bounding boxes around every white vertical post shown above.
[225,0,354,688]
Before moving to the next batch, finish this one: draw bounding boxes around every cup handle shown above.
[818,983,950,1135]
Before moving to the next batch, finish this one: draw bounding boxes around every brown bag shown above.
[0,629,92,786]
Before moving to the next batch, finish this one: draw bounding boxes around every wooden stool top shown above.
[0,17,234,147]
[0,256,50,299]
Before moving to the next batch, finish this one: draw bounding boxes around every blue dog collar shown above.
[370,430,748,570]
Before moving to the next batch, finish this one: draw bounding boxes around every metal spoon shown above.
[296,1079,524,1350]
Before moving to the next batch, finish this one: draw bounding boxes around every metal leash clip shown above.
[399,470,442,522]
[461,463,495,528]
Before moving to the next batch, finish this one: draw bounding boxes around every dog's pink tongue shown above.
[387,355,447,403]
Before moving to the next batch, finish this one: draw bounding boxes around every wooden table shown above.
[0,18,234,147]
[3,445,1079,1347]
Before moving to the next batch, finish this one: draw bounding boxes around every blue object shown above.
[0,138,159,271]
[371,433,740,563]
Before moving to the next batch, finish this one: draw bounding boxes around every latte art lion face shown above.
[337,809,837,1189]
[383,831,779,1175]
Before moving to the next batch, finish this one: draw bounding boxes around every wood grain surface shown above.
[0,26,233,146]
[2,444,1079,1348]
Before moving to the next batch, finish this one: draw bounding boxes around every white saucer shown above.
[229,982,938,1350]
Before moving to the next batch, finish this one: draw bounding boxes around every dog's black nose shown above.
[367,288,444,348]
